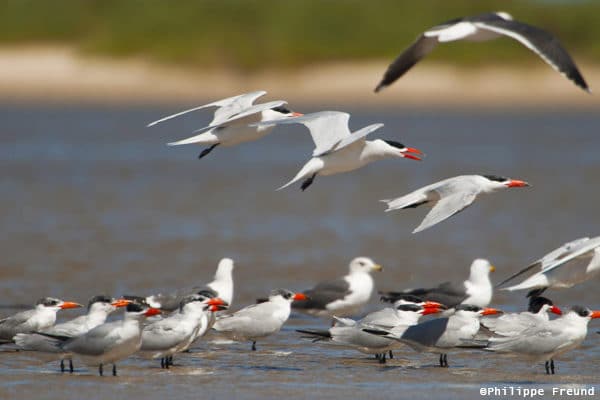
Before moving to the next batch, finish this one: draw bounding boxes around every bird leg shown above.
[252,341,257,351]
[69,359,74,373]
[551,359,555,374]
[160,358,165,369]
[439,354,444,367]
[168,355,173,366]
[99,364,103,376]
[112,364,117,377]
[198,144,219,159]
[375,354,380,360]
[442,354,448,367]
[300,174,317,191]
[60,359,65,373]
[389,350,394,359]
[545,361,550,375]
[379,353,386,364]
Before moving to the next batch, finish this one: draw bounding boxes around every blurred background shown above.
[0,2,599,397]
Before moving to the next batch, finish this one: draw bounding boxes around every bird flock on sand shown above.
[2,11,598,377]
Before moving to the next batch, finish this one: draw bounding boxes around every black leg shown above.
[389,350,394,359]
[545,361,550,375]
[112,364,117,377]
[60,359,65,373]
[375,354,380,360]
[550,359,555,374]
[198,143,219,159]
[252,341,257,351]
[69,359,74,373]
[442,354,448,367]
[379,353,386,364]
[168,356,173,366]
[439,354,444,367]
[300,174,317,191]
[160,358,165,369]
[99,364,103,376]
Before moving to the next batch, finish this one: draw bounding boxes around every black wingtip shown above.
[374,83,385,93]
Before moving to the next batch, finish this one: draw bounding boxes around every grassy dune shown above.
[0,0,599,70]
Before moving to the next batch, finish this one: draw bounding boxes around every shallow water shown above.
[0,104,599,399]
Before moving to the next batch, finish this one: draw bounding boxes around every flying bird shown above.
[292,257,383,318]
[254,111,422,191]
[382,174,529,233]
[0,297,82,344]
[375,11,590,93]
[380,258,495,308]
[497,236,600,297]
[147,91,302,159]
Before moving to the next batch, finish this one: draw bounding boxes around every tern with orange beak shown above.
[14,296,131,373]
[253,111,422,191]
[382,174,529,233]
[140,293,228,369]
[147,91,303,159]
[36,301,161,376]
[485,306,600,374]
[363,304,503,367]
[298,301,444,363]
[213,289,307,351]
[0,297,82,344]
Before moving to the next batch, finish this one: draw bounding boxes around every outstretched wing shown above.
[413,191,478,233]
[147,90,267,127]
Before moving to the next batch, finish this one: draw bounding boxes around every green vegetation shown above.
[0,0,599,69]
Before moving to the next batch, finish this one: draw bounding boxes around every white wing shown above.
[253,111,352,157]
[413,191,479,233]
[319,123,384,157]
[147,90,266,127]
[540,237,600,275]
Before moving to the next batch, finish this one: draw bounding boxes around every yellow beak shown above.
[489,265,496,272]
[372,264,383,272]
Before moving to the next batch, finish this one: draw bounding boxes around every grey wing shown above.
[474,20,589,92]
[147,90,266,127]
[63,321,122,356]
[398,318,451,348]
[394,282,466,308]
[293,278,350,310]
[0,309,36,339]
[43,316,88,337]
[489,325,569,354]
[359,308,401,329]
[375,34,439,92]
[540,237,600,274]
[141,319,189,351]
[319,123,384,156]
[413,190,478,233]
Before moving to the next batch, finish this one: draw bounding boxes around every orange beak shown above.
[207,298,227,307]
[590,310,600,319]
[293,293,308,301]
[421,306,443,316]
[291,112,303,117]
[111,299,132,308]
[401,147,423,161]
[209,304,229,312]
[145,307,161,317]
[481,307,503,316]
[506,179,529,188]
[60,301,83,310]
[423,301,445,309]
[550,305,562,315]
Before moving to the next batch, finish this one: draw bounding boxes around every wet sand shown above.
[0,104,599,399]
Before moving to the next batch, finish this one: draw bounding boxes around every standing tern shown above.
[0,297,82,343]
[140,293,227,368]
[213,289,307,351]
[147,91,302,159]
[497,236,600,297]
[292,257,383,318]
[380,259,495,308]
[375,11,590,93]
[297,301,443,363]
[485,306,600,374]
[382,174,529,233]
[481,296,561,337]
[126,257,235,312]
[38,302,161,376]
[14,295,130,373]
[254,111,422,190]
[363,304,502,367]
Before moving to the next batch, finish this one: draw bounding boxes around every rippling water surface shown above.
[0,104,599,399]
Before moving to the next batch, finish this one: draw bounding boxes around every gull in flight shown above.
[147,91,302,159]
[254,111,422,191]
[375,11,590,93]
[382,174,529,233]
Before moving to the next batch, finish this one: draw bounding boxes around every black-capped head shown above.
[571,305,591,318]
[391,294,425,305]
[481,174,508,183]
[36,297,61,307]
[196,288,218,300]
[270,288,295,300]
[271,105,291,114]
[396,303,422,312]
[87,295,113,309]
[455,304,482,313]
[383,140,406,150]
[179,294,206,312]
[528,296,553,313]
[126,302,146,313]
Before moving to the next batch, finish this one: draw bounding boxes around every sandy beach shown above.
[0,46,598,108]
